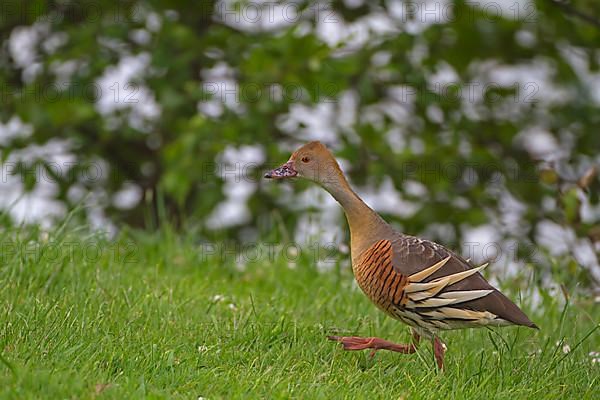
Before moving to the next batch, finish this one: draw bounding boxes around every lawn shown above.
[1,225,599,399]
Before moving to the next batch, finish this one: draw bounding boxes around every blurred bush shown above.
[0,1,599,287]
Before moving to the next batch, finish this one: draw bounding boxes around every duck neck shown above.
[321,172,392,261]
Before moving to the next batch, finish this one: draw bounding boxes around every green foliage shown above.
[0,226,598,398]
[1,1,599,284]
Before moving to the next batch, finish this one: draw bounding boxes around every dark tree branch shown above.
[548,0,600,29]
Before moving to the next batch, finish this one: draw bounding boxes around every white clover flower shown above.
[211,294,225,302]
[197,345,209,353]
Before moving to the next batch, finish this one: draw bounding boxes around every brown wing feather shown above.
[390,235,537,329]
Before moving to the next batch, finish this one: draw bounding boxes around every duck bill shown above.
[264,161,298,179]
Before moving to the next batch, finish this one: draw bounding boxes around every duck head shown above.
[264,141,343,187]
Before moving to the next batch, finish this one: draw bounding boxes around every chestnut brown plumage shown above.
[265,141,537,369]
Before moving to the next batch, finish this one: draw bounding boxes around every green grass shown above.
[1,225,599,399]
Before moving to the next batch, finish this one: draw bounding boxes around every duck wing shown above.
[389,235,537,329]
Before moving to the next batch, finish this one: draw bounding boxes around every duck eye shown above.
[301,156,310,163]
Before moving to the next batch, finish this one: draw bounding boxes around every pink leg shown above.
[433,337,446,370]
[328,335,418,358]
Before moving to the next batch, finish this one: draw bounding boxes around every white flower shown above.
[555,339,571,354]
[211,294,225,302]
[197,345,209,353]
[590,351,600,364]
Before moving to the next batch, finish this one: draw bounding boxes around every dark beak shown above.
[264,161,298,179]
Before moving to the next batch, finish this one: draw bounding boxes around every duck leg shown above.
[328,329,420,358]
[433,336,446,370]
